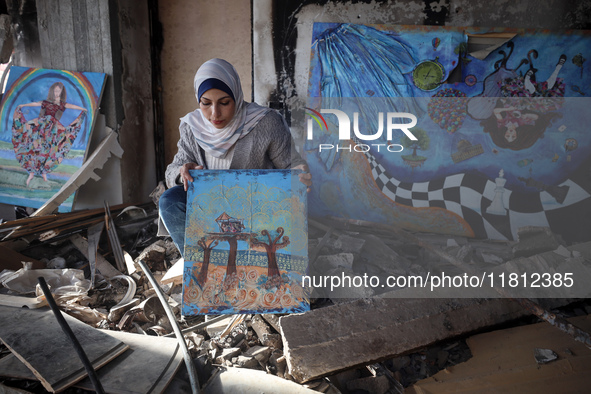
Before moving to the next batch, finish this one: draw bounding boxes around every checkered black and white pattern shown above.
[361,145,590,241]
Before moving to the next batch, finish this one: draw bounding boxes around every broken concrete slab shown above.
[279,297,552,383]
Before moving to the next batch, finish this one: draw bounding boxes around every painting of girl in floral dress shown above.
[12,82,87,187]
[0,66,105,211]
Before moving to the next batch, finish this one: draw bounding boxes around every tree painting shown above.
[401,127,430,168]
[195,237,218,286]
[182,169,308,315]
[207,231,252,288]
[250,227,290,288]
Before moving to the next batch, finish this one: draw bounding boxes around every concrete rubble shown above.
[0,206,590,393]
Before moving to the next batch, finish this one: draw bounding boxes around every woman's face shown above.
[504,122,517,142]
[53,85,63,99]
[199,88,236,129]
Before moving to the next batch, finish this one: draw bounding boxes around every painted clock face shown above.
[412,58,445,91]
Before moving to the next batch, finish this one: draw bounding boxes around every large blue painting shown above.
[304,23,591,243]
[182,169,309,315]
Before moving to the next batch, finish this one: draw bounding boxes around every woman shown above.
[480,101,562,150]
[159,58,311,256]
[12,81,87,186]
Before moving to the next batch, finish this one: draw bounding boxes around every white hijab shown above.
[180,58,270,158]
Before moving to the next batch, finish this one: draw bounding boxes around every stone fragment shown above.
[215,347,241,364]
[262,314,281,332]
[260,333,283,349]
[447,239,460,247]
[534,348,558,364]
[481,252,504,264]
[233,355,259,369]
[250,315,282,348]
[135,242,167,271]
[243,345,272,363]
[553,245,572,258]
[250,315,273,337]
[456,244,475,262]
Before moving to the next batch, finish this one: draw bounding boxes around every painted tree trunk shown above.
[266,246,280,278]
[197,248,212,286]
[226,236,238,277]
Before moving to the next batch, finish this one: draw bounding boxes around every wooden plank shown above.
[0,330,183,394]
[0,305,128,392]
[35,0,53,67]
[1,202,134,241]
[72,0,91,81]
[46,0,64,69]
[59,0,77,71]
[408,315,591,393]
[98,0,113,73]
[85,0,104,73]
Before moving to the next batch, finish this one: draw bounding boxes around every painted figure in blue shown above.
[158,58,311,256]
[314,24,417,99]
[12,82,87,187]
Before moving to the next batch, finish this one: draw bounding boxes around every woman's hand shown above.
[179,162,203,191]
[293,164,312,193]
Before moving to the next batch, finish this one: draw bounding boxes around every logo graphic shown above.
[305,107,328,133]
[306,107,418,153]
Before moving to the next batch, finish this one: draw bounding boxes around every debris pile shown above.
[1,203,591,393]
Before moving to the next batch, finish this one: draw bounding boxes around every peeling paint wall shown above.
[159,0,252,168]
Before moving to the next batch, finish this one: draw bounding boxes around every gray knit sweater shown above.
[165,110,306,188]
